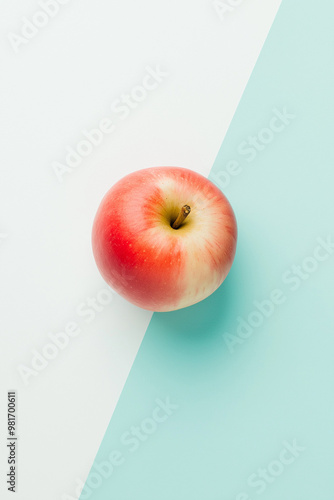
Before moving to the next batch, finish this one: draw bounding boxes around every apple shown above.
[92,167,237,312]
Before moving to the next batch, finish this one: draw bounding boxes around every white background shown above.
[0,1,281,498]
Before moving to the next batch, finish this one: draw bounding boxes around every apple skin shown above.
[92,167,237,312]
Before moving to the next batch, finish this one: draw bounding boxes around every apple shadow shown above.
[143,243,250,371]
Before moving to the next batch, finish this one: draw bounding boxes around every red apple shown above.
[92,167,237,312]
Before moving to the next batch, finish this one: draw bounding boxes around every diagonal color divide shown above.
[79,1,334,498]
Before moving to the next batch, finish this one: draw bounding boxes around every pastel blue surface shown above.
[80,1,334,498]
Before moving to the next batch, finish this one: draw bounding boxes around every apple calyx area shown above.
[172,204,191,229]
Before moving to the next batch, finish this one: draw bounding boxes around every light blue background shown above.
[80,1,334,498]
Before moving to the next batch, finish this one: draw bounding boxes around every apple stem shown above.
[172,205,191,229]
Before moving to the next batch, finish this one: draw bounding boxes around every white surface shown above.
[0,0,281,498]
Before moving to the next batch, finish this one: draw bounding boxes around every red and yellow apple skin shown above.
[92,167,237,312]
